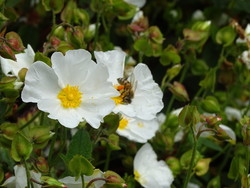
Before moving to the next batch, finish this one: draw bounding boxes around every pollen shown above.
[137,122,144,128]
[57,84,82,108]
[111,96,123,105]
[118,118,129,130]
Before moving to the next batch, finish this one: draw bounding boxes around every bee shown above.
[117,75,137,104]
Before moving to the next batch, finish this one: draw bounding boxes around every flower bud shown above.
[180,149,202,170]
[215,25,236,47]
[168,81,189,102]
[148,26,164,44]
[179,105,200,127]
[160,45,181,66]
[194,158,211,176]
[205,115,222,127]
[201,96,220,113]
[0,122,18,140]
[5,32,25,52]
[36,156,49,173]
[165,157,181,176]
[0,43,16,60]
[51,26,65,40]
[41,176,67,188]
[18,68,28,82]
[107,134,121,151]
[11,132,33,161]
[104,171,127,188]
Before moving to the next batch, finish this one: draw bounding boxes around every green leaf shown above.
[35,52,52,67]
[133,38,153,56]
[207,176,221,188]
[103,113,120,134]
[199,68,216,92]
[198,137,222,151]
[178,105,200,127]
[65,128,92,161]
[215,25,236,47]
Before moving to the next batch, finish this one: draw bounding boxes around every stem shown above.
[211,143,230,161]
[23,160,33,188]
[138,52,143,63]
[86,178,107,188]
[20,111,41,130]
[104,148,111,171]
[48,123,59,166]
[246,146,250,188]
[81,174,85,188]
[94,11,101,50]
[183,126,197,188]
[52,11,56,28]
[40,112,45,125]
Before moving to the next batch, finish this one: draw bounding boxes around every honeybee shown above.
[117,75,137,104]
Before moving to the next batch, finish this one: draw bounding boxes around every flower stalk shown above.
[183,126,198,188]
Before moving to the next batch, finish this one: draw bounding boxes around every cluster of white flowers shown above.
[0,44,171,188]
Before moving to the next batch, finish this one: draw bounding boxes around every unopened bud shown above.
[148,26,164,44]
[165,157,181,176]
[201,96,220,113]
[205,115,222,127]
[169,81,189,102]
[104,171,127,187]
[194,158,211,176]
[0,43,16,60]
[36,156,49,173]
[5,31,25,51]
[215,25,236,47]
[179,105,200,127]
[0,122,18,140]
[41,176,67,188]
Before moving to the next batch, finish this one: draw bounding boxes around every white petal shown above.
[1,176,16,188]
[51,49,95,87]
[14,165,28,188]
[134,143,174,188]
[38,99,83,128]
[219,124,236,141]
[30,171,42,188]
[59,176,82,188]
[225,106,242,121]
[21,61,60,103]
[131,63,163,120]
[82,63,119,98]
[132,11,144,22]
[94,50,125,84]
[79,98,115,129]
[124,0,146,8]
[0,44,35,77]
[117,116,159,143]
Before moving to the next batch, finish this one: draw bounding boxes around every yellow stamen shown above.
[134,170,141,182]
[57,84,82,108]
[118,118,128,130]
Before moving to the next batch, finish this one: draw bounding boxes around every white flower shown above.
[94,50,163,121]
[236,24,250,43]
[188,182,200,188]
[225,106,242,121]
[132,10,144,23]
[117,115,160,143]
[21,49,119,129]
[124,0,146,8]
[0,45,35,78]
[2,165,41,188]
[239,50,250,70]
[192,10,205,21]
[134,143,174,188]
[59,169,105,188]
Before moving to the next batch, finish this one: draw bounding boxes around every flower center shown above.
[57,84,82,108]
[118,118,128,130]
[134,170,141,182]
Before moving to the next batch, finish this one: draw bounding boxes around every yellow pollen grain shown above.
[57,84,82,108]
[111,96,123,105]
[118,118,128,130]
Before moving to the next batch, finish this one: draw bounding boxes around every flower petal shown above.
[21,61,60,103]
[131,63,163,120]
[51,49,95,87]
[94,50,125,84]
[124,0,146,8]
